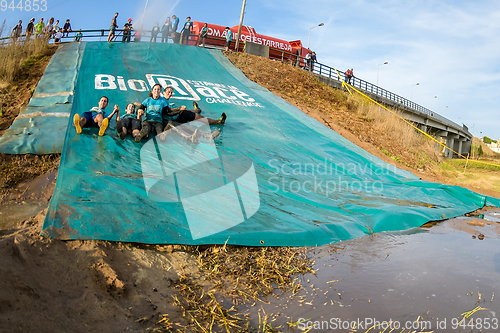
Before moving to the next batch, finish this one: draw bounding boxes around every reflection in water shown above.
[244,208,500,332]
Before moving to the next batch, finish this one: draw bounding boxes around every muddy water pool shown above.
[246,208,500,332]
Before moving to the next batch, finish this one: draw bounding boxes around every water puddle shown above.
[0,170,56,229]
[245,207,500,332]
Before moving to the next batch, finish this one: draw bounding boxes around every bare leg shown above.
[94,114,104,127]
[193,113,226,125]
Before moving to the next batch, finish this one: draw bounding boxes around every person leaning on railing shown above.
[11,20,22,42]
[74,29,83,42]
[123,18,133,42]
[34,18,45,38]
[25,18,35,40]
[44,18,54,39]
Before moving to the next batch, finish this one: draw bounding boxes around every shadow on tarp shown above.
[41,42,500,246]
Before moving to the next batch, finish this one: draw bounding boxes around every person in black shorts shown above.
[73,96,119,136]
[162,87,226,126]
[116,103,141,139]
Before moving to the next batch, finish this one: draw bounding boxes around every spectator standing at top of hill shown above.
[345,68,353,84]
[45,17,54,38]
[171,15,179,32]
[305,50,312,70]
[62,19,72,37]
[12,20,22,41]
[224,27,232,51]
[123,18,133,42]
[108,12,119,42]
[150,22,160,42]
[310,51,317,71]
[196,23,208,47]
[161,17,171,43]
[34,18,45,38]
[180,17,193,45]
[25,18,35,39]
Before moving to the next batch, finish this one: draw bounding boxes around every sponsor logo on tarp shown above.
[208,27,293,52]
[95,74,264,108]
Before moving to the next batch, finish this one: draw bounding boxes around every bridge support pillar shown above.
[446,137,455,158]
[445,134,460,158]
[461,139,472,157]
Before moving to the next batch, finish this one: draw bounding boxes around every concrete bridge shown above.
[311,66,472,158]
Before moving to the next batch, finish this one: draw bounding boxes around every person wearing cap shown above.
[26,18,35,40]
[34,18,45,38]
[123,18,133,42]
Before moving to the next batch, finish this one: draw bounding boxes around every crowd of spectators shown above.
[106,12,207,47]
[8,12,315,72]
[10,12,224,50]
[10,16,75,44]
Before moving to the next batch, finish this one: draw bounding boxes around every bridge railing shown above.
[0,29,470,137]
[273,49,470,137]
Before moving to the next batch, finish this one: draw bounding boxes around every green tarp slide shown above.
[41,42,500,246]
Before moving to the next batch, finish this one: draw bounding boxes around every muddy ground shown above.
[0,48,499,333]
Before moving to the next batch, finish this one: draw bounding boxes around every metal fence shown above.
[305,60,470,136]
[0,29,470,137]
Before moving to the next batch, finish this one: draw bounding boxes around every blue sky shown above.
[1,0,499,139]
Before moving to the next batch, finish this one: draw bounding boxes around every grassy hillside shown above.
[224,51,500,197]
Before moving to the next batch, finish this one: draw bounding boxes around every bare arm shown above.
[107,105,120,120]
[137,109,144,121]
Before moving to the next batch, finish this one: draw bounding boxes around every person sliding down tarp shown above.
[73,96,119,136]
[162,86,226,126]
[134,84,225,143]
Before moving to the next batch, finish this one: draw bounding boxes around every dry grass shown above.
[148,245,314,332]
[0,154,60,189]
[0,34,53,84]
[348,93,438,168]
[430,159,500,193]
[224,52,440,170]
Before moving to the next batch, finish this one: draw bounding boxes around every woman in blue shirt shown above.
[135,84,169,142]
